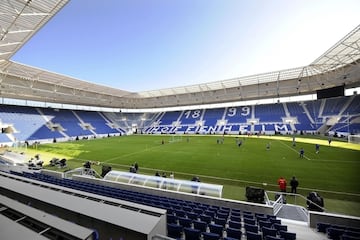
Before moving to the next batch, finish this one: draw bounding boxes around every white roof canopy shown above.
[0,0,359,109]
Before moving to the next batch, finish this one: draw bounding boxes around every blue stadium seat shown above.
[200,214,212,224]
[228,220,241,230]
[244,223,258,233]
[208,223,223,236]
[344,230,360,238]
[208,205,219,211]
[230,215,241,222]
[262,226,277,239]
[178,216,192,228]
[224,237,238,240]
[273,223,288,233]
[174,209,186,218]
[214,217,227,227]
[244,217,257,225]
[256,214,268,222]
[266,215,277,220]
[341,234,360,240]
[167,223,182,239]
[270,218,281,225]
[327,227,345,240]
[220,206,230,212]
[187,212,199,220]
[279,230,296,240]
[230,210,241,216]
[166,213,177,224]
[183,227,201,240]
[205,210,216,218]
[259,220,272,229]
[243,211,254,216]
[226,227,242,240]
[193,220,207,232]
[202,231,221,240]
[246,231,262,240]
[265,236,285,240]
[217,210,229,219]
[92,229,99,240]
[193,208,203,215]
[183,205,193,212]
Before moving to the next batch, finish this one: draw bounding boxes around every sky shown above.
[11,0,360,92]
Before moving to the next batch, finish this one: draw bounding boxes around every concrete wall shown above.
[309,211,360,229]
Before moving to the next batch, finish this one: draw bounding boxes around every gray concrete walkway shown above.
[276,204,308,222]
[280,219,328,240]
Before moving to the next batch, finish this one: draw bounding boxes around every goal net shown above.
[169,135,183,143]
[348,134,360,144]
[12,140,28,150]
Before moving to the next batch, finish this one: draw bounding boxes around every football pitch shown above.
[29,134,360,216]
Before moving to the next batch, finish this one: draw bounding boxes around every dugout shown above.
[103,170,223,198]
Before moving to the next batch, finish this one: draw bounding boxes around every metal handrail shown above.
[64,167,102,179]
[266,190,326,212]
[272,194,284,215]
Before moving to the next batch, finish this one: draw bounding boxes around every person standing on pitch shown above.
[299,148,304,158]
[277,176,287,192]
[290,176,299,194]
[315,144,320,154]
[266,142,271,151]
[292,136,296,147]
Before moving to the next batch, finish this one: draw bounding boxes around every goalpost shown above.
[12,140,28,151]
[169,135,183,143]
[348,134,360,144]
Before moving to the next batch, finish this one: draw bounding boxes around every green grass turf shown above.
[25,134,360,216]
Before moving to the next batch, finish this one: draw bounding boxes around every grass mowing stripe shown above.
[69,155,360,198]
[32,134,360,214]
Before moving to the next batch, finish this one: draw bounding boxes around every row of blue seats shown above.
[0,105,124,141]
[13,171,296,240]
[14,171,227,212]
[168,208,282,228]
[156,96,359,125]
[167,212,293,240]
[2,95,359,143]
[168,222,294,240]
[317,222,360,240]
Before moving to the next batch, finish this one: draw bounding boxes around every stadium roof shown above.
[0,0,359,109]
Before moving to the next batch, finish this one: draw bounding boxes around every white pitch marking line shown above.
[277,139,311,160]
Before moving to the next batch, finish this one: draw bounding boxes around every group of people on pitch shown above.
[277,176,299,193]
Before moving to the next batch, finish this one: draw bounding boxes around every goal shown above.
[169,135,183,143]
[348,134,360,144]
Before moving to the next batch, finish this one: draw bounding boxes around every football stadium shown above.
[0,1,360,240]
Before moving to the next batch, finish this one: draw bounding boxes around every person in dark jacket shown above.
[290,176,299,194]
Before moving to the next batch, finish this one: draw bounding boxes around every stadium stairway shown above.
[281,219,326,240]
[276,204,308,222]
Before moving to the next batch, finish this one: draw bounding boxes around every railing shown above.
[272,193,284,215]
[266,190,326,215]
[64,167,102,179]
